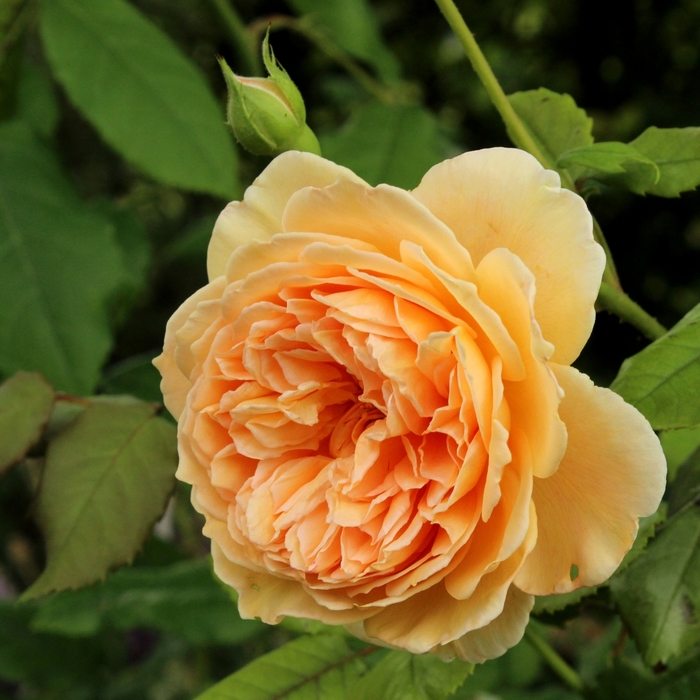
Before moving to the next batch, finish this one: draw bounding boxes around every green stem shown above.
[597,283,667,341]
[525,626,585,694]
[433,0,629,301]
[250,15,401,105]
[433,0,549,167]
[209,0,262,76]
[594,218,622,290]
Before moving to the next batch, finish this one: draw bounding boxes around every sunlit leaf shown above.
[355,650,473,700]
[40,0,238,198]
[194,634,370,699]
[629,126,700,197]
[320,103,448,189]
[507,88,593,170]
[611,302,700,430]
[30,559,264,645]
[23,399,177,599]
[557,141,660,193]
[0,121,127,394]
[286,0,400,81]
[610,507,700,664]
[0,371,54,474]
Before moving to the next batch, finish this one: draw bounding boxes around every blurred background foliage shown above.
[2,0,700,697]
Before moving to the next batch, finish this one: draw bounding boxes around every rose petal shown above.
[515,364,666,595]
[154,277,227,420]
[211,539,375,624]
[437,585,534,663]
[361,507,536,653]
[411,148,604,364]
[208,152,366,279]
[281,179,476,281]
[475,248,567,478]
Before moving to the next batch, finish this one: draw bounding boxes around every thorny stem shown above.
[525,626,585,694]
[249,14,403,104]
[597,282,667,341]
[208,0,262,76]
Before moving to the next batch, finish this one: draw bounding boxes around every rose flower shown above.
[155,148,666,662]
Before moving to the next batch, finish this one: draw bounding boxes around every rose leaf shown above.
[30,559,264,646]
[354,650,474,700]
[611,301,700,430]
[628,126,700,197]
[22,399,177,600]
[0,371,54,475]
[610,506,700,665]
[320,103,450,191]
[39,0,238,199]
[507,88,593,171]
[0,121,128,395]
[192,634,370,699]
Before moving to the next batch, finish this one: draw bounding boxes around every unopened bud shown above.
[219,32,320,157]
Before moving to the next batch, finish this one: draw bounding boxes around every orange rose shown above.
[155,148,666,662]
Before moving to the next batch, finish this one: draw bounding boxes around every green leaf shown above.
[661,427,700,482]
[557,141,661,194]
[532,585,601,617]
[0,600,101,688]
[40,0,238,198]
[586,648,700,700]
[0,371,54,473]
[507,88,593,169]
[0,120,128,394]
[23,399,177,599]
[320,103,448,190]
[194,634,370,699]
[286,0,400,81]
[611,302,700,430]
[16,56,60,137]
[355,650,473,700]
[557,142,656,174]
[30,559,264,645]
[610,507,700,664]
[100,353,163,404]
[667,447,700,517]
[628,126,700,197]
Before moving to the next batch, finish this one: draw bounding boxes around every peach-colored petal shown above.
[281,179,476,281]
[411,148,605,364]
[476,248,567,479]
[361,509,536,653]
[211,540,375,625]
[437,586,534,663]
[208,152,366,279]
[153,277,227,420]
[515,365,666,595]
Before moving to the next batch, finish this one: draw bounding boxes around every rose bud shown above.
[219,33,320,157]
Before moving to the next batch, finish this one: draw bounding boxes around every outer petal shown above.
[211,539,376,625]
[207,152,366,279]
[281,179,476,281]
[153,277,227,420]
[515,364,667,595]
[360,508,536,653]
[411,148,605,364]
[436,586,534,663]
